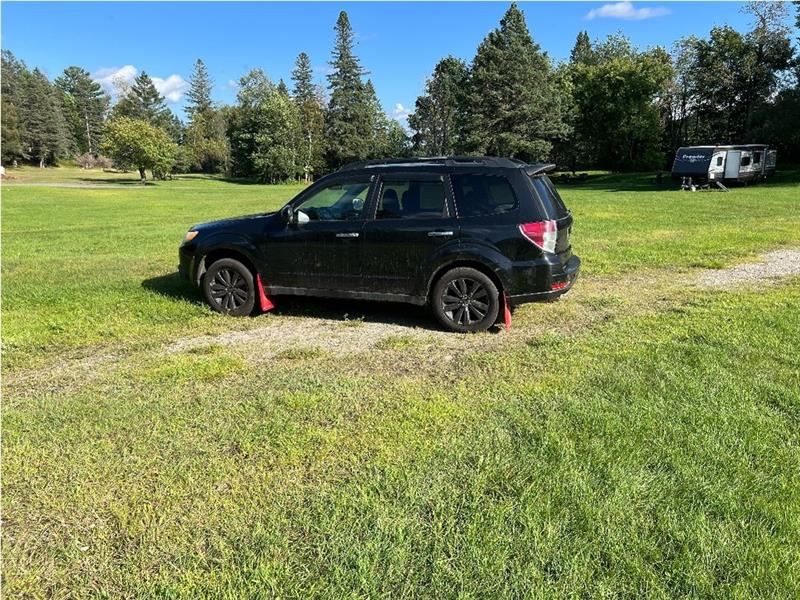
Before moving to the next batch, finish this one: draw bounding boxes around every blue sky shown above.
[2,1,756,122]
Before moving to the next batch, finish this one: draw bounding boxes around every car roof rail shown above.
[337,156,529,171]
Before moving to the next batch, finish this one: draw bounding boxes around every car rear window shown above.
[530,175,569,219]
[450,174,517,218]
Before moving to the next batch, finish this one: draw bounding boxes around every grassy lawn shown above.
[2,166,799,597]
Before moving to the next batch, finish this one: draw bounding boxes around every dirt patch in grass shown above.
[695,249,800,288]
[167,316,456,359]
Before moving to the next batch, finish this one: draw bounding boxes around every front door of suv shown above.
[361,173,458,297]
[264,177,373,292]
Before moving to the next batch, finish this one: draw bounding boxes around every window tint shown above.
[296,180,370,221]
[741,156,751,167]
[716,156,723,166]
[531,175,569,219]
[376,179,447,219]
[451,174,517,217]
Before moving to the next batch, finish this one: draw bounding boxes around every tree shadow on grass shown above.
[76,177,157,186]
[141,272,446,332]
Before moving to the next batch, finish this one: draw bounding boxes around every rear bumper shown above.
[507,254,580,306]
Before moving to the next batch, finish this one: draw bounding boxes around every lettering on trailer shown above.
[681,154,708,163]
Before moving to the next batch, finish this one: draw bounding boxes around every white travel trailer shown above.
[671,144,776,186]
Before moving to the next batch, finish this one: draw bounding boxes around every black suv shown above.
[179,157,580,332]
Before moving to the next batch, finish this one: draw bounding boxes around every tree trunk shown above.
[138,167,146,183]
[39,157,45,168]
[84,112,93,155]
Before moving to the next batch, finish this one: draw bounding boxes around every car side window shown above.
[295,180,371,222]
[451,174,517,218]
[376,179,448,219]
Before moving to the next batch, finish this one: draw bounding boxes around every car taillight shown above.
[519,220,557,253]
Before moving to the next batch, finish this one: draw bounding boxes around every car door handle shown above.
[427,230,454,237]
[336,232,360,238]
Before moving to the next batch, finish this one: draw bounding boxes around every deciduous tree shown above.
[408,56,469,155]
[101,116,178,181]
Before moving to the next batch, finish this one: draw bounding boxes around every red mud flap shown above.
[255,274,275,312]
[502,292,512,331]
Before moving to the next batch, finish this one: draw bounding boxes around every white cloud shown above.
[93,65,137,95]
[91,65,189,103]
[584,2,670,20]
[152,74,189,103]
[393,102,411,122]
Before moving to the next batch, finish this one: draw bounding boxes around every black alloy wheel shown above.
[432,267,500,333]
[202,258,256,317]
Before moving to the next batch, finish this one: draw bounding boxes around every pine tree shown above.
[292,52,326,180]
[408,56,469,155]
[1,50,27,163]
[186,59,213,122]
[18,69,70,167]
[364,79,389,157]
[325,10,372,168]
[466,3,567,161]
[55,66,109,154]
[570,31,595,65]
[113,71,176,136]
[291,52,315,103]
[276,79,290,97]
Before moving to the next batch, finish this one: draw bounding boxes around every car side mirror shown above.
[280,205,295,224]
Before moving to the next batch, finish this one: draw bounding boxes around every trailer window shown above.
[753,152,761,164]
[741,156,751,167]
[716,157,723,166]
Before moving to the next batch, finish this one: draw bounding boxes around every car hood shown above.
[190,211,278,232]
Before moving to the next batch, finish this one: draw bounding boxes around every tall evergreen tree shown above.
[291,52,316,103]
[1,50,27,163]
[570,31,595,65]
[113,71,178,138]
[325,10,373,168]
[276,79,290,97]
[408,56,469,155]
[465,3,567,161]
[18,68,71,167]
[55,66,109,154]
[185,59,213,122]
[183,58,228,172]
[292,52,326,180]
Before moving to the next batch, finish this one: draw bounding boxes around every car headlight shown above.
[184,230,199,243]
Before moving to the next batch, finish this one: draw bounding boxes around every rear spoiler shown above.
[525,163,557,177]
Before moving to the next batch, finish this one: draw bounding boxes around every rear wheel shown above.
[203,258,256,316]
[432,267,499,333]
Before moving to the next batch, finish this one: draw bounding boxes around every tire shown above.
[431,267,500,333]
[202,258,256,317]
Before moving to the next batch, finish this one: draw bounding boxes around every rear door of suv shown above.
[361,172,458,297]
[527,173,573,265]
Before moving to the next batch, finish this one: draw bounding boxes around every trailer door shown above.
[724,151,741,179]
[709,151,726,180]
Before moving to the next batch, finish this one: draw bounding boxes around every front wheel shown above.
[202,258,256,316]
[431,267,500,333]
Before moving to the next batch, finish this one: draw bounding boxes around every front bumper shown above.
[178,245,200,287]
[508,254,580,306]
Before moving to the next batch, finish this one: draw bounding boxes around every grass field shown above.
[2,166,799,597]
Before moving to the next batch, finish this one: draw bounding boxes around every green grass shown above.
[2,166,800,597]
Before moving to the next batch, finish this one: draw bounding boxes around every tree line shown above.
[2,2,798,182]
